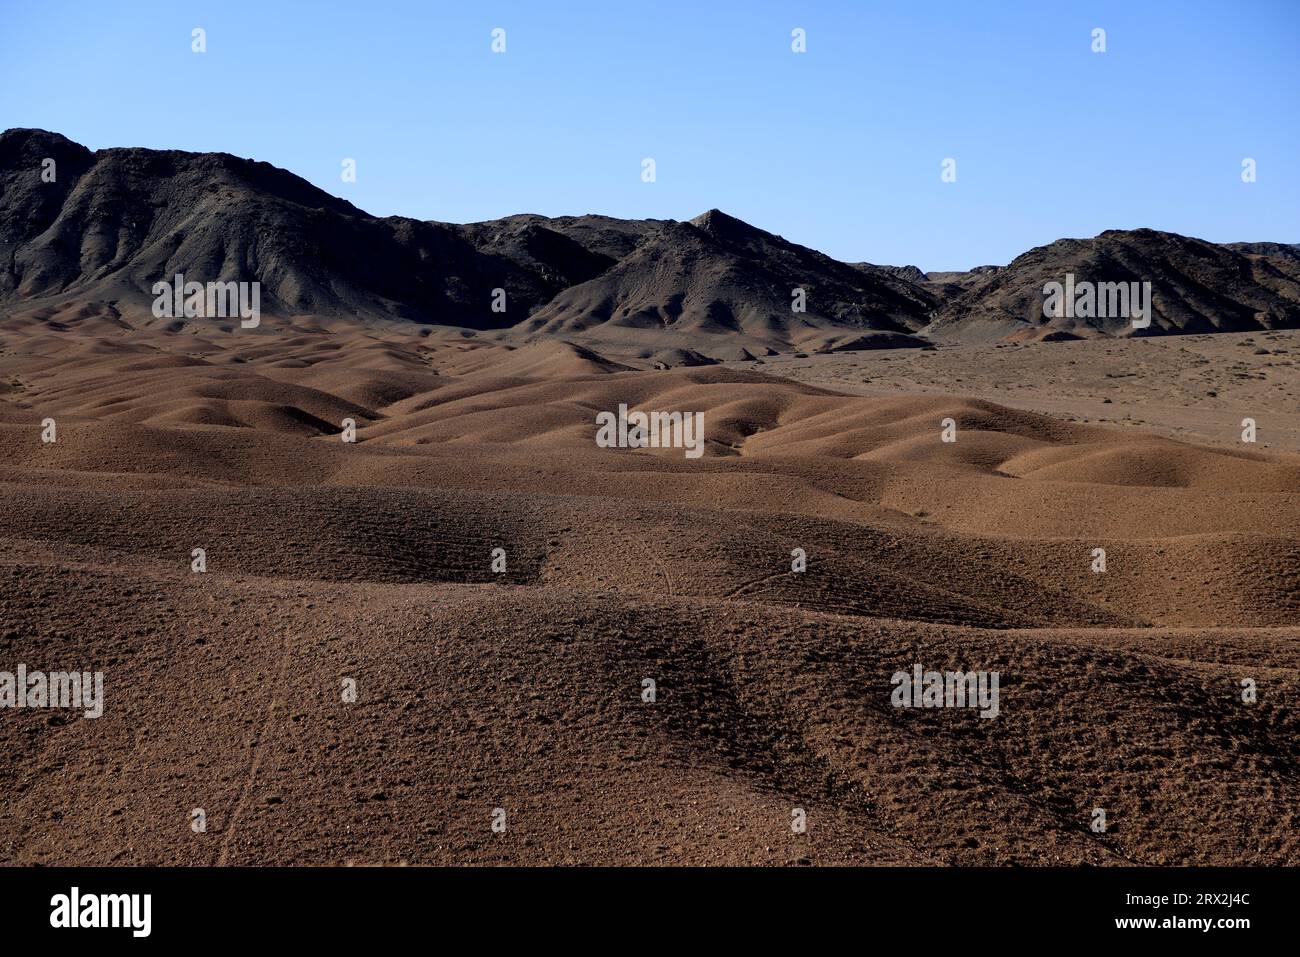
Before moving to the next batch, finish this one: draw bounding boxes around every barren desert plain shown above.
[1,300,1297,866]
[2,126,1299,868]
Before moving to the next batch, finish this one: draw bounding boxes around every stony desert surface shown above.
[757,329,1300,453]
[1,306,1297,865]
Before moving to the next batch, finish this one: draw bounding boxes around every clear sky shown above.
[2,0,1296,271]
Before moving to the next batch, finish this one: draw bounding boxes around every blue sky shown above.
[2,0,1296,270]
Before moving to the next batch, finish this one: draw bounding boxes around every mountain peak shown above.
[4,131,1299,346]
[0,127,93,168]
[688,208,755,236]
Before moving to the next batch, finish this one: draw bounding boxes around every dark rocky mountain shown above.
[925,264,1003,285]
[854,263,928,284]
[518,209,938,352]
[0,130,934,348]
[926,229,1300,341]
[0,129,618,328]
[4,130,1298,351]
[471,213,668,262]
[1226,241,1300,261]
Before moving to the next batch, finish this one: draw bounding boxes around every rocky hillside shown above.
[4,130,1298,350]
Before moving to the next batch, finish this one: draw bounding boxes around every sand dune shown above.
[1,313,1297,865]
[1,559,1295,865]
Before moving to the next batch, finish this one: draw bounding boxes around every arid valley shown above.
[1,125,1298,867]
[1,298,1297,865]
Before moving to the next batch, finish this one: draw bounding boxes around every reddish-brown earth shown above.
[0,305,1297,865]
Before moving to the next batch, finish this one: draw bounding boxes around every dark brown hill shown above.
[6,131,1300,351]
[517,209,938,355]
[0,129,600,328]
[927,228,1300,341]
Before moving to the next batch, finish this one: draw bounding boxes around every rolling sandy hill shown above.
[766,328,1300,452]
[0,314,1296,865]
[2,130,1299,867]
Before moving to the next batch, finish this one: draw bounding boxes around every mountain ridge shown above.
[3,129,1299,355]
